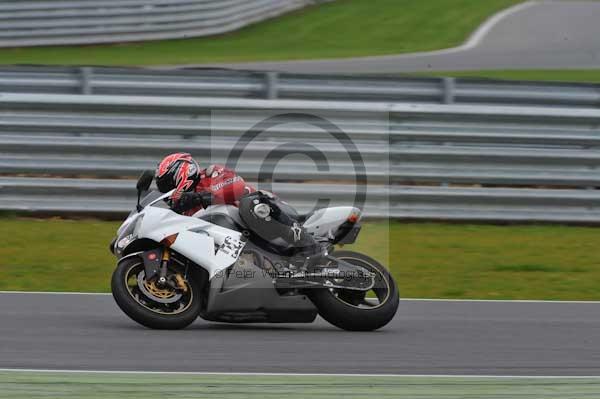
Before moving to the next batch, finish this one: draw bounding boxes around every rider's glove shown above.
[172,192,213,213]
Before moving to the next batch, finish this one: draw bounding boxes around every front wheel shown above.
[308,250,399,331]
[111,257,204,329]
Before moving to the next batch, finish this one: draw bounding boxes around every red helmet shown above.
[155,153,200,199]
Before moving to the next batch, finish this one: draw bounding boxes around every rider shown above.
[154,152,254,216]
[154,153,324,268]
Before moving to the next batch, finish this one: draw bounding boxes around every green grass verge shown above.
[409,69,600,83]
[0,0,522,66]
[2,217,600,300]
[1,371,599,399]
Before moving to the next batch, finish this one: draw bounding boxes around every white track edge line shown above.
[0,368,598,379]
[398,0,539,58]
[402,298,600,304]
[0,291,111,295]
[460,0,539,51]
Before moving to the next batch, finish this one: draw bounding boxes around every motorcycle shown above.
[109,170,399,331]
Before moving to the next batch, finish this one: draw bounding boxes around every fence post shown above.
[80,67,93,95]
[265,72,279,99]
[442,77,455,104]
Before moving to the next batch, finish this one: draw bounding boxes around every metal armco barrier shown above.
[0,0,322,47]
[1,93,600,222]
[1,66,600,108]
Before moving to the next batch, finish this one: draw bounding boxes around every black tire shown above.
[111,257,203,330]
[308,250,399,331]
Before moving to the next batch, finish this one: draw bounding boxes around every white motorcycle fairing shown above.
[303,206,360,238]
[136,206,245,280]
[117,189,361,282]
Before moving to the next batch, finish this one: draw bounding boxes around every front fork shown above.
[157,248,171,286]
[140,247,187,292]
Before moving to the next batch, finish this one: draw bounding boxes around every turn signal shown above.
[347,211,360,224]
[161,233,179,247]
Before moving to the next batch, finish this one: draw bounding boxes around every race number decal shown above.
[219,236,244,259]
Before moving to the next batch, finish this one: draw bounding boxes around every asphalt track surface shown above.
[1,293,600,376]
[190,0,600,74]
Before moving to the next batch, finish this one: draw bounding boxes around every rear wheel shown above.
[308,250,399,331]
[111,257,204,329]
